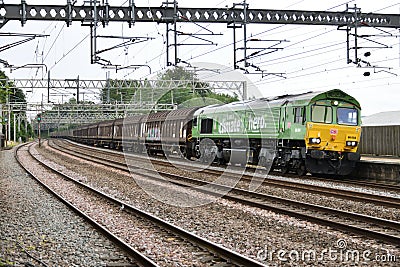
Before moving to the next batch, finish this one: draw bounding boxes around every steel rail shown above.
[14,143,159,267]
[23,142,265,267]
[198,168,400,209]
[55,139,400,209]
[49,139,400,246]
[62,138,400,192]
[244,166,400,193]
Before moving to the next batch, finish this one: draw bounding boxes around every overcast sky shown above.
[0,0,399,116]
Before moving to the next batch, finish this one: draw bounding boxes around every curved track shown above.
[17,142,264,267]
[49,139,400,246]
[55,139,400,208]
[15,143,158,267]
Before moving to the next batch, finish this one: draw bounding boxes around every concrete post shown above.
[13,113,16,143]
[0,103,2,135]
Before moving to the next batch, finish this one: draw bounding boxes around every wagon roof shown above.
[73,122,98,130]
[145,110,171,122]
[124,114,145,124]
[87,123,99,128]
[165,107,201,120]
[98,120,115,127]
[115,114,147,125]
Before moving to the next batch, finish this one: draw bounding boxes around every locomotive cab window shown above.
[311,105,332,123]
[193,116,198,127]
[200,118,213,134]
[293,107,305,124]
[337,107,358,125]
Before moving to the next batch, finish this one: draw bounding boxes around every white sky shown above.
[0,0,399,116]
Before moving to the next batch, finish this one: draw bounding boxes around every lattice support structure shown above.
[0,3,398,28]
[1,78,246,127]
[0,0,400,28]
[1,78,245,95]
[0,2,398,74]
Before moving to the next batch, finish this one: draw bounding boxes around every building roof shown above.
[362,111,400,126]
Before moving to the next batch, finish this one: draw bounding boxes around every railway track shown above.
[53,139,400,208]
[64,141,400,193]
[256,169,400,193]
[17,142,264,267]
[48,139,400,246]
[57,139,400,193]
[15,143,157,267]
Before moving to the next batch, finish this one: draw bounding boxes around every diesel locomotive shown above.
[55,89,361,176]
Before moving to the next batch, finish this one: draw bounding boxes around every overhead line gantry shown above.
[0,0,399,70]
[0,1,398,28]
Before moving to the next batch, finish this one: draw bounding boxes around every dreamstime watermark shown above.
[257,239,397,263]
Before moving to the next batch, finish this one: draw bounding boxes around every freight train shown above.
[53,89,362,175]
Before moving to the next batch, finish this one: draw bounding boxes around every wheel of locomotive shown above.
[181,149,187,159]
[146,146,152,156]
[296,163,307,176]
[195,149,201,159]
[185,148,192,160]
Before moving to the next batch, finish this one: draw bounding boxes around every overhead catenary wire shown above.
[137,0,351,83]
[252,56,400,95]
[253,37,400,85]
[123,0,231,78]
[38,0,368,80]
[173,0,356,68]
[46,0,137,72]
[196,11,399,83]
[183,23,399,81]
[11,1,396,99]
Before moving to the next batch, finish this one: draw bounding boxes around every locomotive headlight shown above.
[309,137,321,144]
[346,141,358,147]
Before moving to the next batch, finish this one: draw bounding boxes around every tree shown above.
[156,67,238,107]
[0,71,8,103]
[157,66,194,81]
[100,79,140,104]
[0,71,26,104]
[98,67,238,108]
[0,70,34,141]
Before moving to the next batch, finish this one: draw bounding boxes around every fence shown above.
[358,125,400,156]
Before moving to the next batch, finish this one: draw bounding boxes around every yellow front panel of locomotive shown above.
[306,122,361,153]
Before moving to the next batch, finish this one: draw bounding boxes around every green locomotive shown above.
[191,89,361,175]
